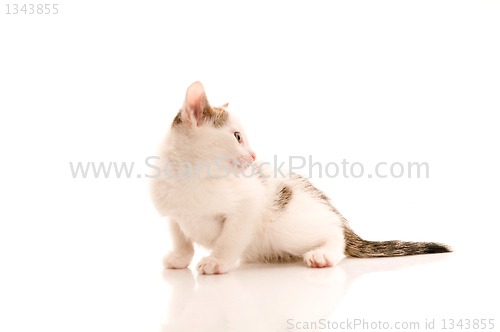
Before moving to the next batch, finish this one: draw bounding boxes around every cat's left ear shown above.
[182,81,210,126]
[220,102,229,109]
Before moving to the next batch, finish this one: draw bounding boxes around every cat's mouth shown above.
[232,155,255,168]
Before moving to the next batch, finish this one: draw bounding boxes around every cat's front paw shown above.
[304,249,342,268]
[163,252,193,269]
[196,256,230,275]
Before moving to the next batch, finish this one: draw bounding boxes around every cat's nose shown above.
[251,154,256,161]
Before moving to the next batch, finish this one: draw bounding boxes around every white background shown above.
[1,1,499,331]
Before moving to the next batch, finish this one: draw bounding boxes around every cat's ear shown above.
[182,81,210,126]
[220,102,229,109]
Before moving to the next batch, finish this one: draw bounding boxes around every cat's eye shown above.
[234,132,242,143]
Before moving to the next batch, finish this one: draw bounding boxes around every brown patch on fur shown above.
[172,110,183,127]
[292,173,332,209]
[275,185,293,211]
[254,251,302,263]
[204,106,228,128]
[171,105,228,128]
[217,214,226,227]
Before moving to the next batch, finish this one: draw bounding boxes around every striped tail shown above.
[343,224,452,258]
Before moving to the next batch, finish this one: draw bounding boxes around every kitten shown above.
[150,82,451,275]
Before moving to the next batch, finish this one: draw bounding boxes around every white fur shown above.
[150,82,345,274]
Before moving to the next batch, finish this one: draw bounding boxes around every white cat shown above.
[149,82,450,275]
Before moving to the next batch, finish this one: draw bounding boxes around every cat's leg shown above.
[197,215,255,275]
[303,229,345,268]
[163,218,195,269]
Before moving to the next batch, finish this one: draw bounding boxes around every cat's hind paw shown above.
[304,249,342,268]
[163,252,193,269]
[197,256,230,275]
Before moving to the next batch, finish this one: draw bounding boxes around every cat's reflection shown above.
[161,254,451,332]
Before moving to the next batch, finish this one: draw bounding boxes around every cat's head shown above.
[169,82,256,168]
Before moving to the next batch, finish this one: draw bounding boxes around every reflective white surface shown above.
[160,253,497,332]
[3,244,497,332]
